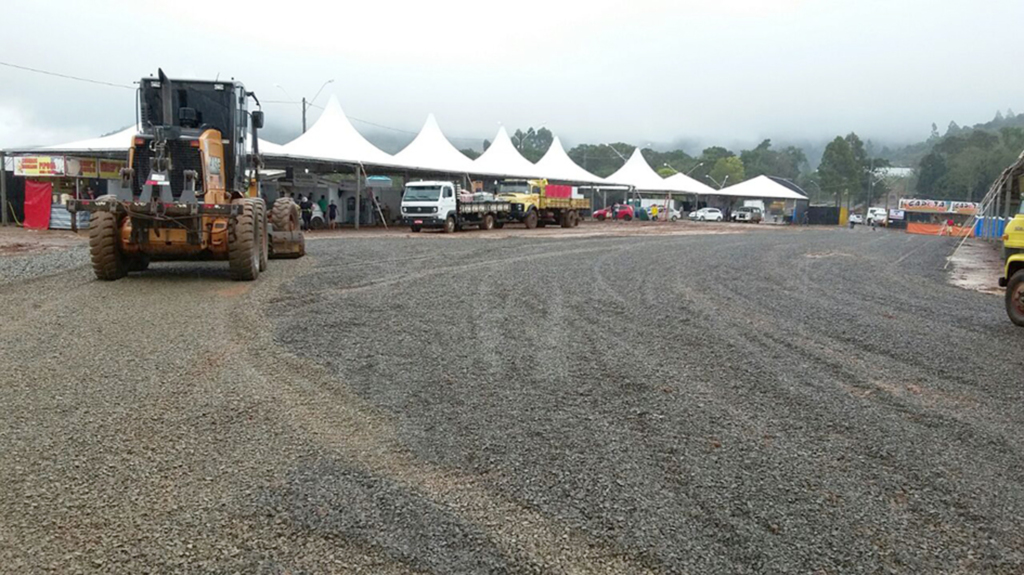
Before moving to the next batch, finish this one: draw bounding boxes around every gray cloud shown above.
[2,0,1021,155]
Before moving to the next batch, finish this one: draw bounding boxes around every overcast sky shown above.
[1,0,1021,154]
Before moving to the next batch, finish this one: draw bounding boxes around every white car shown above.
[849,213,864,225]
[649,206,681,221]
[689,207,724,221]
[866,207,887,226]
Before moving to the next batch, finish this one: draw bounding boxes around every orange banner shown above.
[907,222,974,237]
[65,157,99,178]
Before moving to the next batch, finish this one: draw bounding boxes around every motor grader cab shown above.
[68,69,303,281]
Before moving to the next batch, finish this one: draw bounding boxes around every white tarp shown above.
[393,113,476,174]
[38,124,283,156]
[41,125,139,153]
[604,148,687,192]
[471,126,538,179]
[533,136,606,185]
[665,172,717,195]
[277,95,394,166]
[720,175,808,200]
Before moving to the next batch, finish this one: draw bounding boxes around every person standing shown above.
[328,200,338,230]
[318,195,328,218]
[299,196,313,231]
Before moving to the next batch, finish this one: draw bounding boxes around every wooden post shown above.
[72,178,80,232]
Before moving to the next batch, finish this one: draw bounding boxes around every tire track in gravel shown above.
[229,258,659,574]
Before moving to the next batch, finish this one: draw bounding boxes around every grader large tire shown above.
[229,199,260,281]
[254,199,268,272]
[88,211,127,281]
[271,197,300,232]
[1006,270,1024,327]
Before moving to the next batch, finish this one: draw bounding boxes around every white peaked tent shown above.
[393,113,476,174]
[41,125,140,154]
[277,95,394,166]
[721,175,809,200]
[472,126,538,178]
[38,124,283,156]
[534,136,606,185]
[604,148,683,191]
[666,172,717,195]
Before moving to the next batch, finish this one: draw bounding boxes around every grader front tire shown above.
[229,199,260,281]
[89,211,127,281]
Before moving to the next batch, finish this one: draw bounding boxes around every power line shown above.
[0,60,134,90]
[262,99,480,143]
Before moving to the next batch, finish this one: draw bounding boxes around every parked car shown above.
[732,206,763,223]
[649,206,681,221]
[848,213,864,225]
[866,207,887,226]
[593,205,635,221]
[689,207,724,221]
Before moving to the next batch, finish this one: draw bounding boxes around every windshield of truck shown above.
[499,181,529,194]
[404,186,442,202]
[141,80,235,133]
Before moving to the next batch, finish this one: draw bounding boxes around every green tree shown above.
[739,139,807,180]
[460,148,481,160]
[818,136,858,203]
[709,156,744,188]
[511,127,554,162]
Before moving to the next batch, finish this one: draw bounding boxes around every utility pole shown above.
[302,97,307,134]
[0,151,7,226]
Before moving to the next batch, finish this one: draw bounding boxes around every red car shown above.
[593,205,635,221]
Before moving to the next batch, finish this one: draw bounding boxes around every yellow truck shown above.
[1001,208,1024,326]
[497,179,590,228]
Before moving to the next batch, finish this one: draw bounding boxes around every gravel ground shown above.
[1,226,1023,574]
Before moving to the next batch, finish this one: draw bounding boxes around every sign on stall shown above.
[898,198,980,215]
[888,209,906,221]
[14,156,65,177]
[98,159,125,179]
[65,157,99,178]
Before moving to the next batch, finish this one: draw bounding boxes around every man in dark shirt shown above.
[328,200,338,230]
[299,196,313,230]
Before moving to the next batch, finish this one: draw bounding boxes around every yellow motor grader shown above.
[68,69,303,281]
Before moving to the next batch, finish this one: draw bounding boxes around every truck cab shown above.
[401,181,456,232]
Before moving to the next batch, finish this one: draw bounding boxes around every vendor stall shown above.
[12,154,126,230]
[899,198,979,237]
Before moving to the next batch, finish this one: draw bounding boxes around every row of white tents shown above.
[12,95,807,201]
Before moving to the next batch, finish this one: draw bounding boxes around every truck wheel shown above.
[254,199,268,272]
[444,216,456,234]
[572,211,580,227]
[1006,270,1024,327]
[271,197,299,232]
[559,211,570,228]
[410,226,422,233]
[481,214,494,231]
[89,211,127,281]
[523,210,538,229]
[229,199,260,281]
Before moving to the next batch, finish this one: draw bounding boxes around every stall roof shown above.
[275,95,394,167]
[720,175,809,200]
[533,136,606,185]
[393,113,476,174]
[471,126,538,179]
[665,172,717,195]
[40,125,139,154]
[604,148,683,192]
[26,124,284,157]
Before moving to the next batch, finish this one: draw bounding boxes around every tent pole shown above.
[354,164,361,230]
